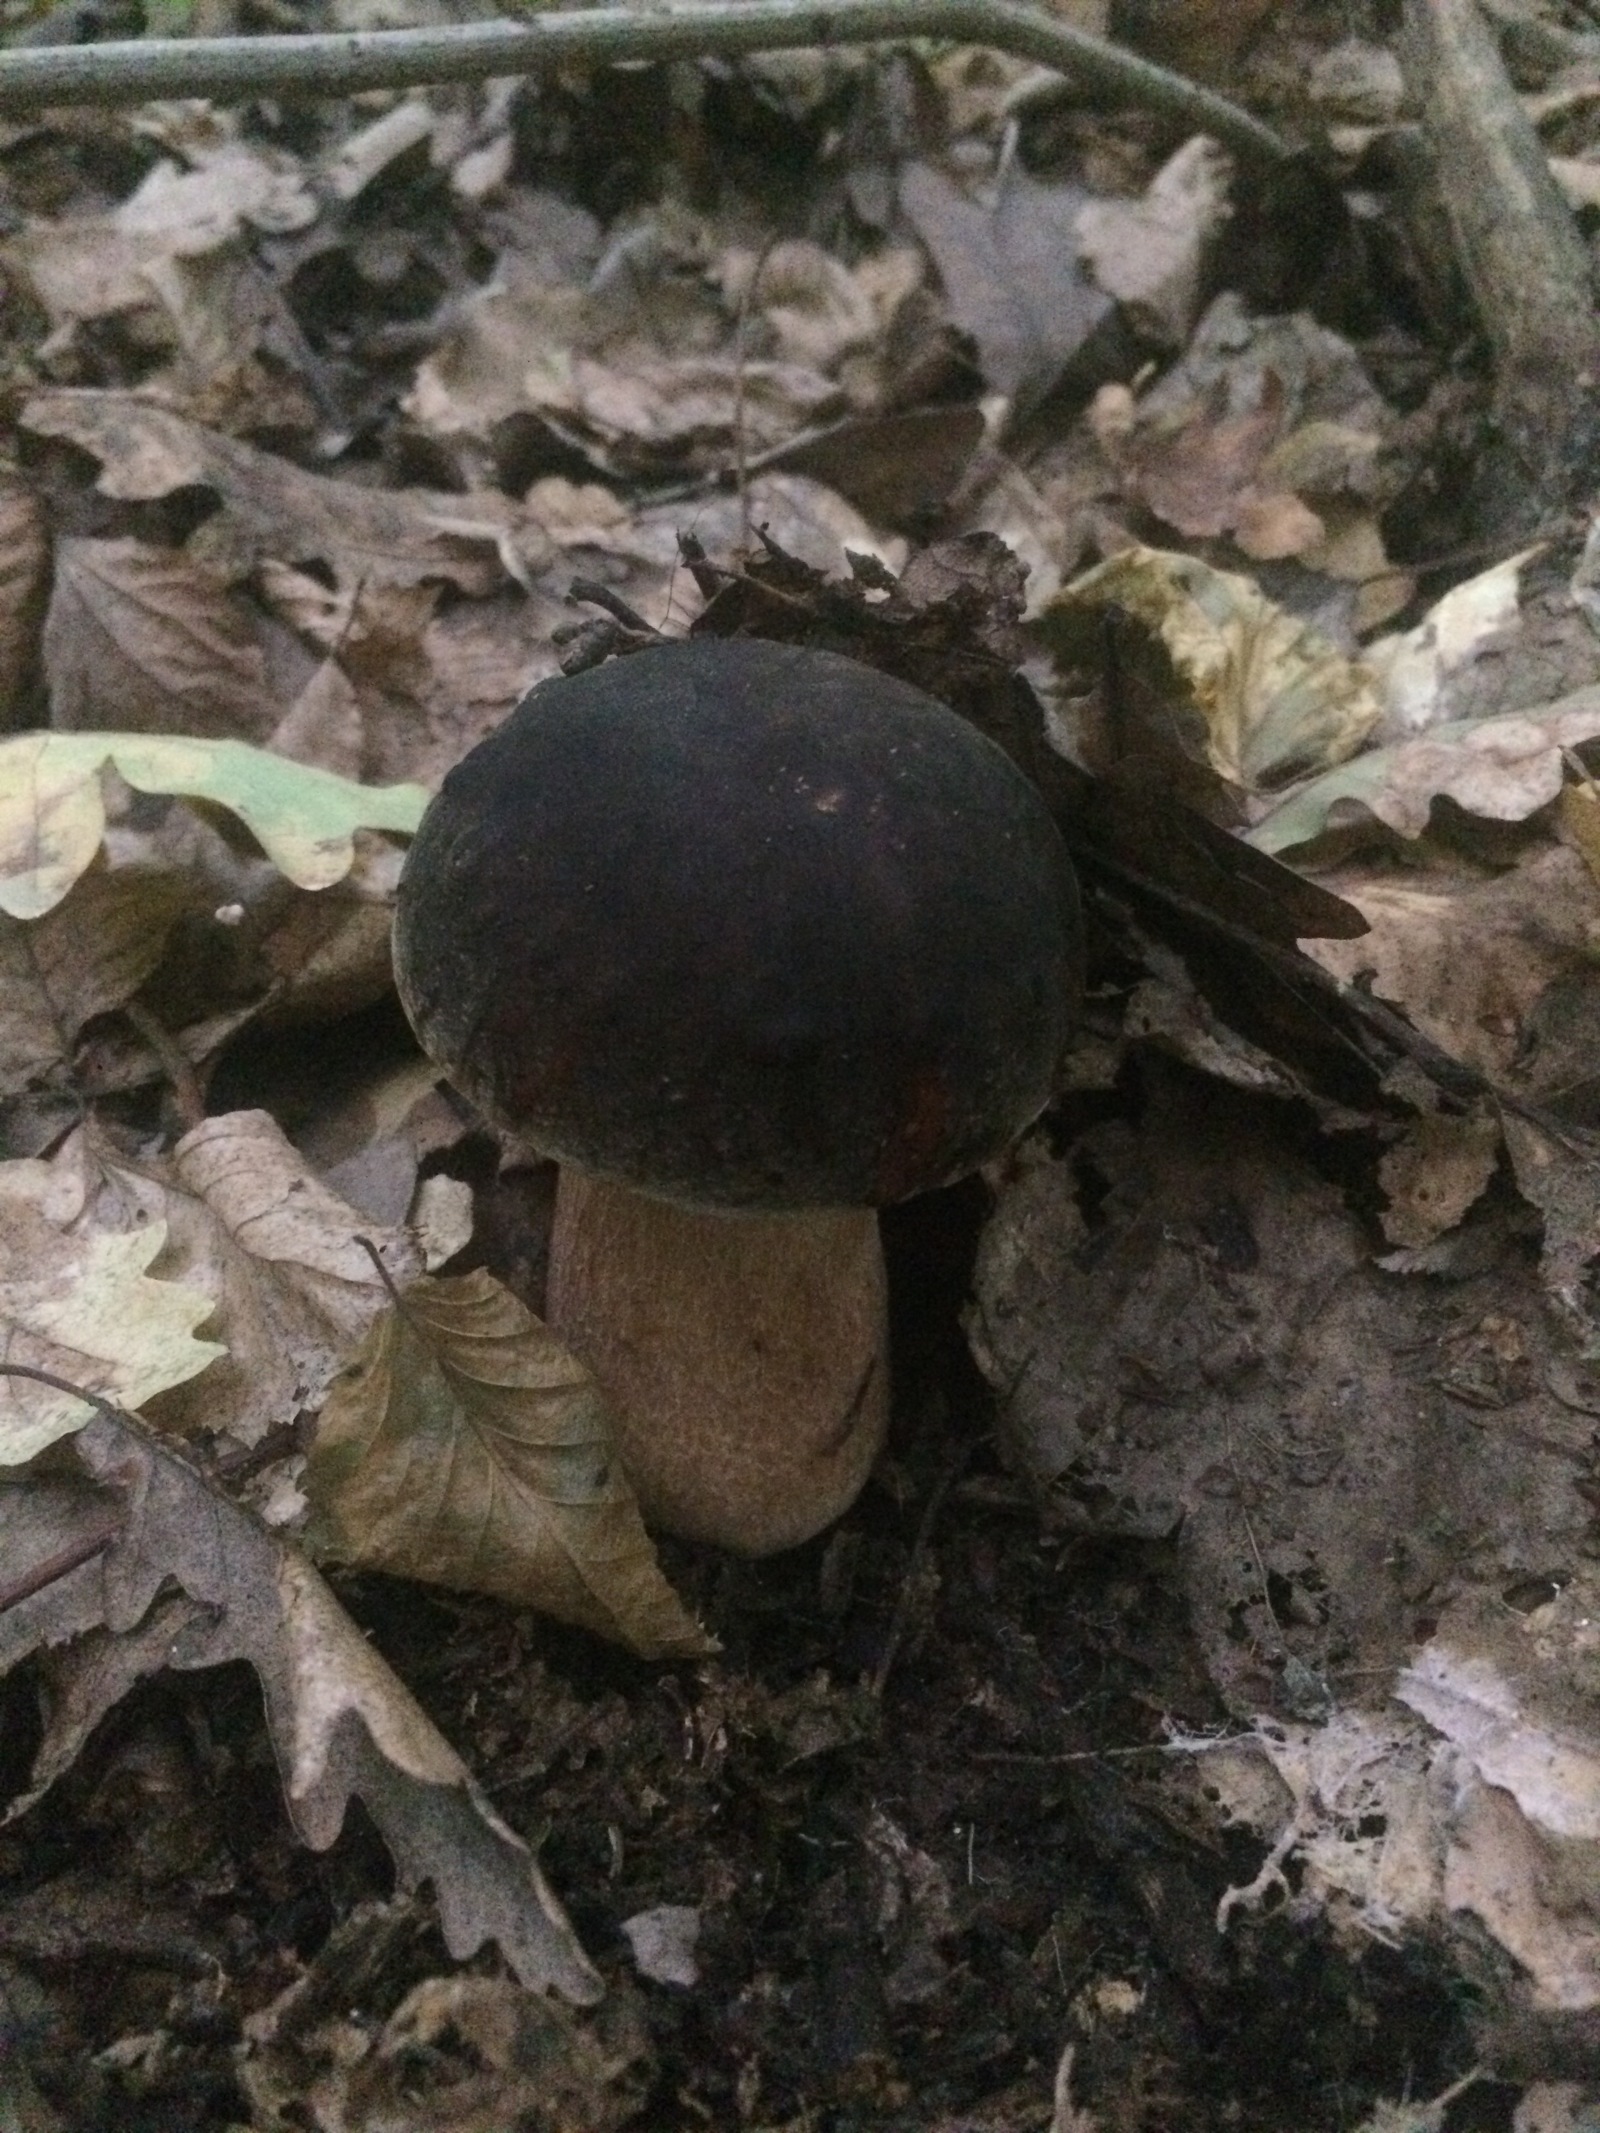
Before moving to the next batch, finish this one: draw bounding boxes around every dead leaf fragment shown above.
[1252,685,1600,853]
[1368,549,1537,741]
[0,859,191,1098]
[101,1108,422,1447]
[0,483,49,733]
[1076,135,1232,346]
[0,1165,221,1460]
[1378,1110,1502,1249]
[1304,845,1600,1083]
[22,392,526,594]
[1044,543,1383,798]
[305,1268,710,1659]
[0,1404,601,2001]
[621,1904,701,1987]
[45,536,277,743]
[1095,371,1324,557]
[900,159,1110,409]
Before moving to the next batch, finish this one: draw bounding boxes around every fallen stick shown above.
[1403,0,1600,535]
[0,0,1288,163]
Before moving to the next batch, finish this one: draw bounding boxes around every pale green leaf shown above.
[0,731,426,919]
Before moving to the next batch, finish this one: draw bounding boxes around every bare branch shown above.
[0,0,1289,163]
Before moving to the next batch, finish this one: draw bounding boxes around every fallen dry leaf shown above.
[1043,542,1383,799]
[116,140,320,250]
[243,1969,650,2131]
[0,1402,601,2001]
[570,352,844,473]
[44,535,277,743]
[1377,1109,1502,1250]
[1304,844,1600,1083]
[1251,685,1600,853]
[1094,371,1324,557]
[0,1153,221,1460]
[23,392,532,594]
[0,483,49,732]
[900,158,1110,411]
[305,1268,711,1660]
[1367,548,1537,741]
[83,1109,421,1448]
[720,237,921,402]
[1076,134,1232,347]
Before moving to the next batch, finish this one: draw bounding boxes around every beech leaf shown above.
[304,1268,712,1661]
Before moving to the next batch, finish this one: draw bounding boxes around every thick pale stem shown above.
[546,1170,889,1554]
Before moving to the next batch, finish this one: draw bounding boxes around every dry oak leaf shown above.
[0,730,424,920]
[45,535,277,743]
[1076,135,1232,348]
[89,1109,421,1449]
[0,1403,601,2001]
[900,159,1110,411]
[0,856,193,1098]
[21,391,530,595]
[0,1153,220,1461]
[305,1268,711,1661]
[1251,686,1600,854]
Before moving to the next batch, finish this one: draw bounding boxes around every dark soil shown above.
[0,1168,1510,2131]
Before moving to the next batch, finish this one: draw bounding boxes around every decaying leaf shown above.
[85,1109,421,1449]
[0,859,193,1098]
[900,159,1110,410]
[22,391,532,593]
[0,729,424,920]
[1377,1109,1503,1250]
[1366,547,1537,740]
[44,535,277,742]
[1092,372,1325,559]
[0,1159,221,1460]
[0,482,49,732]
[1304,845,1600,1083]
[305,1268,711,1661]
[0,1402,601,2002]
[243,1967,651,2131]
[1075,135,1232,347]
[1042,542,1383,798]
[1251,686,1600,854]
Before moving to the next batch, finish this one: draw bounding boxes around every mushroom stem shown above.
[546,1170,889,1555]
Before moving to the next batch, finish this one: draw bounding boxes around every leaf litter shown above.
[6,7,1600,2129]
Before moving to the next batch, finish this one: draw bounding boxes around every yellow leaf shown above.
[1042,542,1382,796]
[0,1210,223,1462]
[304,1269,711,1661]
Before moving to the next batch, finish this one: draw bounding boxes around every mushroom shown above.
[393,635,1080,1554]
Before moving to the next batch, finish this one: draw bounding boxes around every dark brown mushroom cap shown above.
[394,636,1081,1211]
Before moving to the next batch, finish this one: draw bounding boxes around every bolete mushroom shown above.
[393,635,1080,1554]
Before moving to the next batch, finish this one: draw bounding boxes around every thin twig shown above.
[732,237,780,554]
[971,1733,1253,1764]
[124,1000,206,1133]
[0,0,1289,163]
[0,1363,128,1612]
